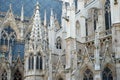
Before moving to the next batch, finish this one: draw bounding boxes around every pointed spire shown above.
[55,13,57,20]
[44,10,47,26]
[50,8,54,27]
[36,1,40,10]
[21,5,24,22]
[51,8,53,16]
[9,3,12,12]
[29,1,42,50]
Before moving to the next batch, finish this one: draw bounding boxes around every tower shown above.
[24,2,45,80]
[110,0,120,79]
[63,1,77,80]
[48,9,56,52]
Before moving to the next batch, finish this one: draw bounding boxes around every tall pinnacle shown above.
[44,10,47,26]
[30,1,42,49]
[50,8,54,27]
[21,5,24,22]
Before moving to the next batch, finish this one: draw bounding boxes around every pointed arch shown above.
[102,63,116,80]
[80,64,94,80]
[1,20,20,39]
[102,67,113,80]
[83,68,93,80]
[1,26,17,46]
[56,37,62,49]
[13,68,22,80]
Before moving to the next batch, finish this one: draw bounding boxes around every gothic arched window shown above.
[56,37,62,49]
[1,26,16,46]
[104,0,111,30]
[1,70,7,80]
[36,52,42,70]
[83,69,93,80]
[14,69,22,80]
[102,67,113,80]
[28,54,34,70]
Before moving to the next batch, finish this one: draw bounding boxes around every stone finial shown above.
[21,5,24,22]
[44,10,47,26]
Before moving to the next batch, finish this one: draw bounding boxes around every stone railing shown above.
[85,29,112,42]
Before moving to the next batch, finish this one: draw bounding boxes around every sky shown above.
[0,0,62,22]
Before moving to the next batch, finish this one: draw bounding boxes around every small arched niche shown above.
[76,20,81,38]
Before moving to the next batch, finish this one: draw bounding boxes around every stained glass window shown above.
[102,67,113,80]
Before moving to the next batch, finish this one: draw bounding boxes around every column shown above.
[48,50,52,80]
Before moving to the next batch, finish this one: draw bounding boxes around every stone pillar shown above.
[48,50,52,80]
[94,70,101,80]
[8,69,11,80]
[112,23,120,80]
[66,71,71,80]
[71,51,77,80]
[94,17,102,80]
[43,55,45,71]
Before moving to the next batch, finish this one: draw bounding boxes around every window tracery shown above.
[102,67,113,80]
[1,26,16,46]
[14,69,22,80]
[83,69,93,80]
[1,70,7,80]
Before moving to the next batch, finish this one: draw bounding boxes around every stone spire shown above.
[9,3,12,12]
[44,10,47,27]
[29,1,42,50]
[21,5,24,22]
[5,4,14,19]
[50,8,54,28]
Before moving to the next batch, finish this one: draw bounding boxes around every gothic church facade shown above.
[0,0,120,80]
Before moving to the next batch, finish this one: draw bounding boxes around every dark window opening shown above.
[2,70,7,80]
[14,69,22,80]
[83,69,93,80]
[102,67,113,80]
[104,0,111,30]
